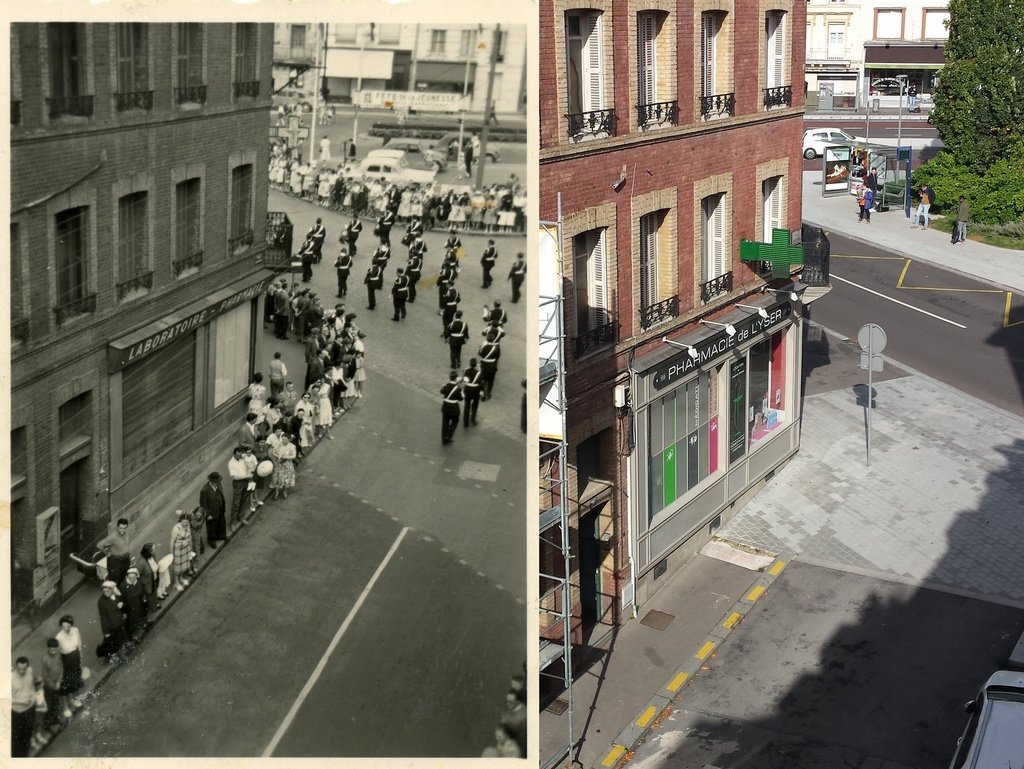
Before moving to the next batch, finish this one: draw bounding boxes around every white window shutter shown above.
[763,177,781,241]
[709,195,725,280]
[583,13,603,112]
[766,12,785,89]
[701,14,715,98]
[589,231,607,327]
[640,213,658,309]
[638,14,656,109]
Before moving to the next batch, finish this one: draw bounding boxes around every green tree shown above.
[931,0,1024,172]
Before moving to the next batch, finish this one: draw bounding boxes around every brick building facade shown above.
[9,22,274,623]
[540,0,807,655]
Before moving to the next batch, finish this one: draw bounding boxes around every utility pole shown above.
[457,26,477,165]
[474,24,500,189]
[351,24,368,160]
[309,23,322,164]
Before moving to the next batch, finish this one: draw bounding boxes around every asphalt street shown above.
[628,561,1024,769]
[805,230,1024,417]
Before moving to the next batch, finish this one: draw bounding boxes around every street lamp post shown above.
[896,74,907,219]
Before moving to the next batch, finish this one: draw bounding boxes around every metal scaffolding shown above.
[539,195,577,769]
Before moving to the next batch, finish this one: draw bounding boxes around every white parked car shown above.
[342,150,437,185]
[947,670,1024,769]
[803,128,866,160]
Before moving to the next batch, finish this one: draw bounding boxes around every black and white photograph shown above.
[7,13,530,759]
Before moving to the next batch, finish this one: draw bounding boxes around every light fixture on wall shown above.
[612,164,627,191]
[762,286,800,302]
[661,337,699,360]
[736,303,769,319]
[700,319,737,337]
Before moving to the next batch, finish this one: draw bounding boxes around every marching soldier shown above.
[376,207,396,247]
[478,328,501,400]
[307,217,327,263]
[446,310,469,369]
[461,358,483,428]
[440,283,461,338]
[372,243,392,270]
[440,371,464,445]
[344,216,362,257]
[437,257,459,309]
[334,248,353,298]
[364,261,384,310]
[444,227,462,256]
[298,236,316,283]
[408,234,428,261]
[391,267,410,322]
[482,300,508,340]
[406,251,423,303]
[480,239,498,288]
[402,216,425,246]
[508,252,527,303]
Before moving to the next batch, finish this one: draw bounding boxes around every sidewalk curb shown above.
[594,552,793,769]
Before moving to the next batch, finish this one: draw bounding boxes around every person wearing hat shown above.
[484,300,508,328]
[170,510,194,592]
[446,310,469,369]
[478,328,502,401]
[199,472,227,548]
[440,370,464,445]
[406,249,423,303]
[507,252,526,303]
[391,267,410,322]
[462,358,483,428]
[119,567,148,642]
[480,239,498,288]
[97,581,127,663]
[444,227,462,256]
[307,217,327,264]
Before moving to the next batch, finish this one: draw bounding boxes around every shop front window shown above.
[747,329,787,444]
[214,303,253,406]
[648,370,717,521]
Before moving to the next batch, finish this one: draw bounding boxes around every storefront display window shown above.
[213,302,253,406]
[748,330,787,444]
[648,370,717,521]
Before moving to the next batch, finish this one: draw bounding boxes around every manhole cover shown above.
[546,698,569,715]
[640,609,675,630]
[457,460,500,482]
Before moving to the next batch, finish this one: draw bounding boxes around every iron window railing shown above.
[700,271,733,303]
[115,90,154,111]
[699,92,735,120]
[640,296,679,330]
[636,100,678,129]
[173,250,204,277]
[233,80,260,98]
[47,95,94,120]
[54,293,97,325]
[229,229,255,253]
[117,271,154,300]
[801,225,831,286]
[174,85,207,105]
[566,108,616,141]
[573,320,616,357]
[763,86,792,110]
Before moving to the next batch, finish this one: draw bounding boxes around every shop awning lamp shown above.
[662,337,699,360]
[762,286,800,302]
[700,319,736,337]
[736,303,769,319]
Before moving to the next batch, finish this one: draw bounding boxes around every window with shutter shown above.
[762,177,782,242]
[116,23,148,93]
[638,13,656,110]
[566,12,603,116]
[573,229,608,335]
[701,13,717,98]
[176,23,204,88]
[827,24,845,58]
[583,14,603,113]
[702,194,726,282]
[640,213,659,310]
[765,12,785,89]
[48,23,84,100]
[589,231,607,328]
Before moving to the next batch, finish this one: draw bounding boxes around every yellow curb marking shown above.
[635,705,657,728]
[1005,292,1024,328]
[723,611,742,630]
[746,584,766,602]
[768,560,787,576]
[896,259,912,287]
[601,744,626,767]
[667,671,689,692]
[695,640,716,660]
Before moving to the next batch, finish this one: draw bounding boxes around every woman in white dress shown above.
[315,378,334,440]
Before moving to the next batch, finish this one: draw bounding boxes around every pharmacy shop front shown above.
[627,298,802,603]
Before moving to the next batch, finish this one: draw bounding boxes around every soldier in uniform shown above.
[437,259,459,310]
[461,358,483,427]
[406,251,423,303]
[478,328,502,400]
[376,207,396,247]
[364,261,384,310]
[444,227,462,256]
[273,281,291,339]
[334,248,353,298]
[298,236,316,283]
[480,239,498,288]
[440,282,461,338]
[391,267,410,322]
[402,215,425,246]
[344,216,362,257]
[307,217,327,263]
[408,234,428,262]
[508,252,527,303]
[440,371,464,445]
[446,309,469,369]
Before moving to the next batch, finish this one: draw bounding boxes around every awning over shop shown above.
[414,60,476,85]
[325,47,395,79]
[864,42,945,67]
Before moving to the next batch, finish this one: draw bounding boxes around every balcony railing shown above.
[174,85,207,105]
[573,320,616,358]
[807,47,854,63]
[173,250,204,277]
[115,90,154,112]
[566,108,616,141]
[700,92,735,120]
[763,85,792,110]
[11,318,30,344]
[640,296,679,330]
[11,100,21,125]
[117,271,154,300]
[233,80,261,98]
[636,100,678,130]
[264,212,294,270]
[700,271,733,303]
[800,225,831,286]
[54,293,97,325]
[229,228,255,253]
[47,95,94,120]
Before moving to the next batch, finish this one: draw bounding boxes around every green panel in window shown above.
[663,444,677,507]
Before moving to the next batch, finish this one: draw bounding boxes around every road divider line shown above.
[722,611,742,630]
[897,259,912,287]
[666,671,689,692]
[768,560,787,577]
[635,706,657,728]
[601,744,626,767]
[832,273,968,329]
[746,584,766,602]
[695,640,717,660]
[262,526,410,757]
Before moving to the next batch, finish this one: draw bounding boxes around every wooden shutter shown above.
[583,13,603,112]
[763,177,781,241]
[767,12,784,89]
[640,213,658,309]
[701,13,716,98]
[589,231,607,327]
[703,195,725,281]
[638,13,656,109]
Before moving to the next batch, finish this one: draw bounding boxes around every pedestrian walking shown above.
[953,195,970,244]
[447,310,469,368]
[319,136,331,163]
[462,358,482,427]
[119,568,148,642]
[227,447,253,528]
[365,262,384,310]
[440,371,464,445]
[479,331,501,400]
[200,472,227,548]
[391,268,410,321]
[11,657,36,757]
[335,249,353,298]
[480,239,498,288]
[170,510,194,592]
[862,186,875,223]
[55,615,84,715]
[444,228,462,255]
[97,517,132,587]
[483,300,508,329]
[97,581,128,662]
[508,253,527,303]
[376,208,396,247]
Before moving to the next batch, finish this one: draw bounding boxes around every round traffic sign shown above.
[857,323,887,353]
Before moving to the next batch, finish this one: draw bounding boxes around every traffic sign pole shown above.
[857,323,887,467]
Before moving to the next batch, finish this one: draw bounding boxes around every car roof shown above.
[366,149,406,160]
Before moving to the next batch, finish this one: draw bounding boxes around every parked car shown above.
[947,670,1024,769]
[869,78,904,96]
[381,138,448,172]
[802,127,866,160]
[342,150,437,185]
[433,131,502,162]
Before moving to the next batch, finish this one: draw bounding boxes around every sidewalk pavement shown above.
[802,170,1024,293]
[11,313,313,757]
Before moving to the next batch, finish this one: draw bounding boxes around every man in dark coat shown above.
[307,217,327,263]
[200,471,227,547]
[273,282,291,339]
[462,358,483,427]
[344,216,362,257]
[508,253,526,303]
[298,236,316,283]
[480,239,498,288]
[119,568,149,641]
[440,371,464,445]
[365,262,384,310]
[334,249,353,298]
[97,581,128,662]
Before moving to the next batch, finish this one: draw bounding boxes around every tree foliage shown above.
[931,0,1024,172]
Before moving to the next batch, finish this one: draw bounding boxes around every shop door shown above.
[578,509,601,629]
[59,460,86,570]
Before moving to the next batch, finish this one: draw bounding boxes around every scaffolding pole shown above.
[539,194,578,769]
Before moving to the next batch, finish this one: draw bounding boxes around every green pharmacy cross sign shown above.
[740,228,804,278]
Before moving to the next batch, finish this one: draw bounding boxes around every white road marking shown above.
[262,526,410,757]
[832,273,968,329]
